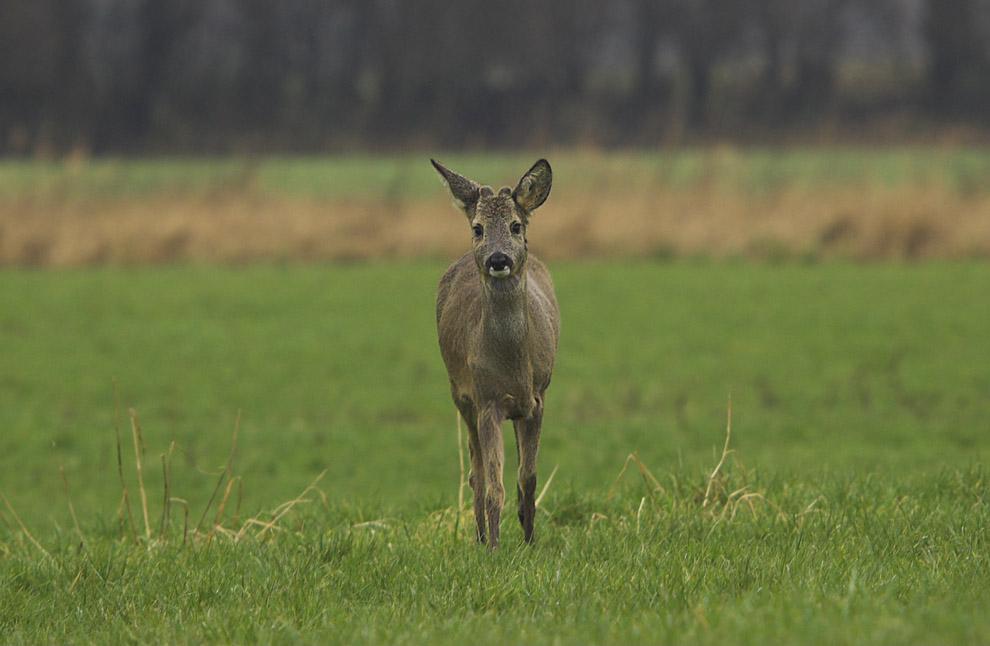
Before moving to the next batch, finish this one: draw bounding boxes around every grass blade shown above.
[0,490,51,560]
[129,408,151,542]
[59,466,86,553]
[703,395,732,509]
[113,380,137,543]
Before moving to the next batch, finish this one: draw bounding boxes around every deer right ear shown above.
[512,159,552,213]
[431,159,480,213]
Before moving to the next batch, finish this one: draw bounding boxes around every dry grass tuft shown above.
[109,401,328,547]
[2,384,328,555]
[607,451,666,503]
[607,397,785,524]
[693,397,785,523]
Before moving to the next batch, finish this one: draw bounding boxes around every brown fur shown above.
[432,158,559,549]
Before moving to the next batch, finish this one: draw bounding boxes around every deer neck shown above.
[480,271,529,351]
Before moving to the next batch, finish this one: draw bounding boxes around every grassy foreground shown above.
[4,469,988,644]
[1,260,989,643]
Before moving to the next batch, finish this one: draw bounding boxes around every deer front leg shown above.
[478,401,506,550]
[456,398,487,544]
[464,421,487,544]
[513,396,543,543]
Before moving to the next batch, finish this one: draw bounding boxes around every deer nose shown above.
[486,252,513,272]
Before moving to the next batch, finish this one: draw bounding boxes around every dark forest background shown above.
[3,0,990,155]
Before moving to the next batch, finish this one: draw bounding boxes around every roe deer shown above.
[432,158,560,549]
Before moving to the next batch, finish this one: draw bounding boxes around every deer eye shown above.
[510,221,522,235]
[472,223,483,237]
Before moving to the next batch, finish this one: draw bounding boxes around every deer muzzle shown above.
[485,252,513,278]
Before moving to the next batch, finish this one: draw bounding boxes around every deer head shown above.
[431,159,552,288]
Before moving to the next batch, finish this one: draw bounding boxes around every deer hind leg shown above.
[478,401,506,549]
[513,396,543,543]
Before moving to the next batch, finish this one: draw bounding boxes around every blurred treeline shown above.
[3,0,990,155]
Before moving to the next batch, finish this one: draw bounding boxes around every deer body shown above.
[432,159,559,549]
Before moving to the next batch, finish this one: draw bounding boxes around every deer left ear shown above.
[512,159,552,213]
[431,159,481,213]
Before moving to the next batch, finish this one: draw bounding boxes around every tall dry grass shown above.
[3,161,990,266]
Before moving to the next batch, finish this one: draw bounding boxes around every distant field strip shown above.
[3,148,990,265]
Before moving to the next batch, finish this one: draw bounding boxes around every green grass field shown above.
[5,147,990,198]
[2,260,989,643]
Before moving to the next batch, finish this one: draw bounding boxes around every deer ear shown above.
[431,159,480,213]
[512,159,552,212]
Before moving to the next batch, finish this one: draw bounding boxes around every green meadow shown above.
[5,147,990,197]
[1,260,989,643]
